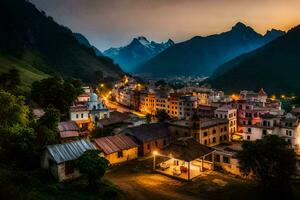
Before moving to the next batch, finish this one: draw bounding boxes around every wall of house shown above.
[57,162,81,182]
[77,96,89,102]
[214,153,242,176]
[105,147,138,165]
[168,125,192,142]
[41,150,81,182]
[142,138,168,155]
[192,123,229,147]
[70,111,89,121]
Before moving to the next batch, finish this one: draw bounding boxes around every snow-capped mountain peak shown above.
[103,36,175,72]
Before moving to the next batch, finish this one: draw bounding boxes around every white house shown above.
[215,104,237,135]
[88,93,110,122]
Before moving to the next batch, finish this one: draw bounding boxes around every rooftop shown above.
[58,121,79,132]
[98,111,131,126]
[93,134,138,155]
[124,123,170,142]
[46,139,96,164]
[159,137,214,162]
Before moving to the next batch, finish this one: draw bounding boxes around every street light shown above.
[153,151,158,171]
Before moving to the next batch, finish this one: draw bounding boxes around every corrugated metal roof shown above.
[94,135,138,155]
[47,139,96,164]
[60,131,79,139]
[58,121,79,132]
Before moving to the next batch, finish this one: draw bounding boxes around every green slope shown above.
[210,25,300,94]
[0,52,49,90]
[0,0,123,86]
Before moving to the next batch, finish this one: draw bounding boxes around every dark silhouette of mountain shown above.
[0,0,122,84]
[103,36,174,72]
[134,22,285,77]
[73,33,102,56]
[210,25,300,94]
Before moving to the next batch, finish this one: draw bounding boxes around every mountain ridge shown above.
[134,22,285,77]
[209,24,300,94]
[103,36,174,72]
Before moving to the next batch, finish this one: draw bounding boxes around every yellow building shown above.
[93,135,138,165]
[192,118,230,147]
[168,94,181,118]
[192,92,209,105]
[140,92,156,115]
[168,118,230,147]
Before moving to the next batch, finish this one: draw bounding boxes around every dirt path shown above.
[104,166,200,200]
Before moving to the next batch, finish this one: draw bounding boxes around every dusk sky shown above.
[30,0,300,51]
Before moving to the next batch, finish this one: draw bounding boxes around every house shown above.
[192,118,230,146]
[77,92,90,102]
[58,121,80,142]
[41,139,96,182]
[155,137,215,181]
[88,93,110,122]
[122,123,170,155]
[93,135,138,165]
[140,91,156,115]
[214,142,243,176]
[98,111,131,128]
[195,105,217,118]
[179,95,198,120]
[215,104,237,134]
[69,104,91,129]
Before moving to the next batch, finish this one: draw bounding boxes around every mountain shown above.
[134,22,285,77]
[103,36,174,72]
[209,25,300,94]
[0,0,123,87]
[73,33,102,56]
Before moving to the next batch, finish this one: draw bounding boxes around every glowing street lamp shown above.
[100,83,104,88]
[153,151,158,171]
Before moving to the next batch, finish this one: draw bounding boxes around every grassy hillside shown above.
[0,52,49,90]
[0,0,123,86]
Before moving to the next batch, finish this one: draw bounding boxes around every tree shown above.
[0,69,21,93]
[76,150,109,189]
[237,135,296,198]
[145,114,152,124]
[31,77,82,119]
[155,109,171,122]
[35,105,60,146]
[0,90,29,128]
[0,90,40,168]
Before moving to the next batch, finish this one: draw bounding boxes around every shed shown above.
[41,139,96,182]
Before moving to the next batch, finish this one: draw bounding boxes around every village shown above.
[39,75,300,190]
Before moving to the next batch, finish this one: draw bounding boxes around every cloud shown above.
[30,0,300,50]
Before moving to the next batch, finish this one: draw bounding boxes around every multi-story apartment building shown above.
[114,88,132,107]
[168,118,230,147]
[130,90,140,111]
[242,113,300,150]
[167,93,181,118]
[179,95,198,120]
[140,92,156,115]
[192,118,230,147]
[155,93,168,112]
[192,92,209,105]
[215,104,237,134]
